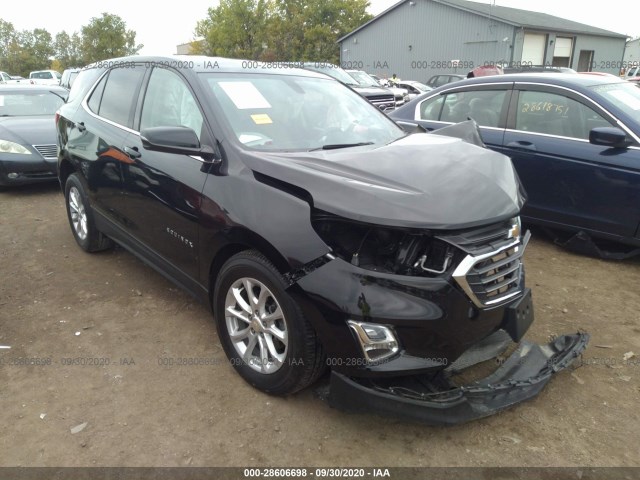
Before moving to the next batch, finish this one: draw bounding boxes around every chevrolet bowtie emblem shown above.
[508,223,521,239]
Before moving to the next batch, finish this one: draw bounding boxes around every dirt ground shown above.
[1,183,639,468]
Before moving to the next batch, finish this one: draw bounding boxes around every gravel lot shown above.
[1,183,639,468]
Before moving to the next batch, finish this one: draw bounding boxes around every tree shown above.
[0,19,20,74]
[81,13,142,64]
[193,0,372,63]
[54,31,83,69]
[195,0,269,59]
[1,27,54,76]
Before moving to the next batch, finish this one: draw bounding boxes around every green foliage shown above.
[54,31,83,70]
[195,0,269,58]
[195,0,372,63]
[81,13,143,64]
[0,14,142,77]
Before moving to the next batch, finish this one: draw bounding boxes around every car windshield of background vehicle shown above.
[409,82,430,92]
[591,82,640,124]
[348,71,379,87]
[0,91,65,116]
[201,74,405,152]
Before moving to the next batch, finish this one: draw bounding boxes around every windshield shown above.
[408,82,430,92]
[591,82,640,124]
[347,71,379,87]
[0,91,65,116]
[201,73,404,152]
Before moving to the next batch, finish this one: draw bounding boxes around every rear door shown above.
[411,83,513,149]
[66,65,146,226]
[503,83,640,238]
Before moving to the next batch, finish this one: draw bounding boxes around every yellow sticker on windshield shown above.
[251,114,273,125]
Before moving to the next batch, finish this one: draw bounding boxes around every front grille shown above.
[367,94,395,103]
[462,240,526,307]
[33,144,57,159]
[367,94,395,110]
[446,222,529,308]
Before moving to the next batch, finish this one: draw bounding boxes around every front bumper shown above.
[329,332,589,425]
[0,156,57,186]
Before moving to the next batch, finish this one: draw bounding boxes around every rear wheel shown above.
[64,173,113,252]
[213,250,325,394]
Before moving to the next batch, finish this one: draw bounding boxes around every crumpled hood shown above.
[243,133,525,230]
[0,116,57,147]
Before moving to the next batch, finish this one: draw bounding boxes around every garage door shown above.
[522,33,546,65]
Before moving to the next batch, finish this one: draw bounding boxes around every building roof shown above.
[339,0,627,42]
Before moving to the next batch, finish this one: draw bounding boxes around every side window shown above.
[418,95,444,121]
[515,90,613,140]
[140,68,204,140]
[87,72,108,113]
[439,90,507,127]
[97,67,145,127]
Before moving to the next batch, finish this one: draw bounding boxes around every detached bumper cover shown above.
[329,332,589,425]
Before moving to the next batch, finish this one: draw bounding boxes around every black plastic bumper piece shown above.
[329,332,589,425]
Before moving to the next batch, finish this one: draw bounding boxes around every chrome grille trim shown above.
[453,231,530,309]
[33,144,57,159]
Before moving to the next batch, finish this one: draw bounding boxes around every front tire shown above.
[64,173,113,252]
[213,250,325,395]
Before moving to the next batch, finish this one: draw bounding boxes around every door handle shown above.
[124,146,141,159]
[506,141,537,152]
[76,122,86,132]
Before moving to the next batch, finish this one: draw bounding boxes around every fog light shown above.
[7,173,19,179]
[347,320,399,363]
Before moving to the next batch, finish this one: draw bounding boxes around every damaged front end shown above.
[300,210,586,424]
[256,120,589,424]
[329,331,589,425]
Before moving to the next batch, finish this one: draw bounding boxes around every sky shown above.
[1,0,635,56]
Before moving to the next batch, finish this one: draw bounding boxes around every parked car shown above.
[57,57,587,424]
[503,65,576,74]
[625,66,640,79]
[391,73,640,251]
[0,72,25,84]
[302,62,396,111]
[29,70,62,85]
[426,73,465,88]
[397,80,433,100]
[0,84,67,186]
[60,68,81,90]
[345,69,409,106]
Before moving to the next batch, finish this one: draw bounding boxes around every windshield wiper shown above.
[310,142,374,151]
[48,90,68,103]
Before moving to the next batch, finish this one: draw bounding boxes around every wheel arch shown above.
[58,157,74,190]
[206,228,293,305]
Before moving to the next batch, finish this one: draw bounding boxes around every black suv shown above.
[56,56,587,424]
[302,62,396,112]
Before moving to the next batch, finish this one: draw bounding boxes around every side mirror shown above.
[589,127,629,149]
[141,126,218,162]
[395,120,427,133]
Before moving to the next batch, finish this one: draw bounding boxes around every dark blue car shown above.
[391,73,640,250]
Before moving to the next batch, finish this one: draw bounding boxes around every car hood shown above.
[0,116,56,146]
[352,86,393,96]
[243,133,525,230]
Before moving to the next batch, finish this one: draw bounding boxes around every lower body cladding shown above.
[293,256,589,425]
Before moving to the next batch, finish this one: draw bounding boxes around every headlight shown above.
[0,140,30,155]
[311,209,454,276]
